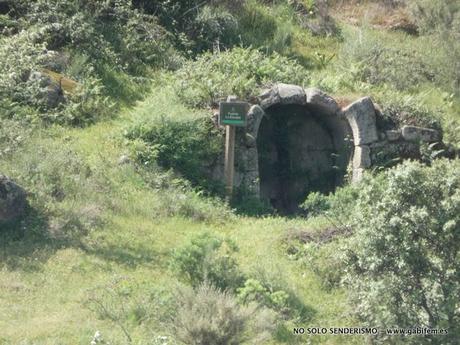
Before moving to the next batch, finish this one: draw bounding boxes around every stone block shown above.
[386,130,401,142]
[342,97,378,145]
[278,83,306,105]
[353,145,371,169]
[401,126,440,142]
[305,88,339,114]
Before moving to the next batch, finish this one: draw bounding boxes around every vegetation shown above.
[0,0,459,344]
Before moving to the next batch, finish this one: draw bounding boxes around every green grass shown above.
[2,2,460,343]
[0,100,362,344]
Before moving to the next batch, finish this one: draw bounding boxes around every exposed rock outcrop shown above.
[0,175,27,223]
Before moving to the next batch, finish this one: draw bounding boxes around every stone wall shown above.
[212,83,445,204]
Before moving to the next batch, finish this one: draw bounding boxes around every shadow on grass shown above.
[0,207,68,272]
[79,241,159,269]
[1,206,160,273]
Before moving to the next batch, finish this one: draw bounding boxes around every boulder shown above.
[28,71,64,108]
[342,97,378,145]
[305,88,339,114]
[0,175,27,223]
[401,126,440,143]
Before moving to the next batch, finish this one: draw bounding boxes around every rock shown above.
[401,126,440,143]
[0,175,27,223]
[386,130,401,142]
[246,105,265,142]
[258,87,280,109]
[259,84,306,109]
[305,88,339,114]
[353,145,371,169]
[277,83,306,105]
[28,71,64,108]
[342,97,378,145]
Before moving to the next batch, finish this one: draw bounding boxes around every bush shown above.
[339,28,435,92]
[237,279,290,314]
[238,0,278,48]
[170,233,245,291]
[0,30,114,126]
[172,283,252,345]
[189,6,239,53]
[344,159,460,344]
[408,0,460,35]
[16,0,170,73]
[374,92,443,131]
[302,184,360,227]
[125,115,223,191]
[174,47,309,107]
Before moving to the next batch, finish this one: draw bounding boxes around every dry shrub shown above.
[173,283,253,345]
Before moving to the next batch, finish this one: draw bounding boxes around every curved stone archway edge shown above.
[247,83,380,189]
[213,83,443,199]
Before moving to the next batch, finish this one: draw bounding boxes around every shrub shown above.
[170,233,244,291]
[339,28,436,92]
[172,283,252,345]
[237,279,290,313]
[189,6,239,53]
[302,184,360,227]
[238,0,278,48]
[175,47,309,107]
[125,115,223,191]
[0,31,49,111]
[0,118,32,158]
[373,92,443,131]
[297,241,346,290]
[17,0,170,73]
[408,0,460,35]
[344,159,460,343]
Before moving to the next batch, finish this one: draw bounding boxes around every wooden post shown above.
[224,124,235,200]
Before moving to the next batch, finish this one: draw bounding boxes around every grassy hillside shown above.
[1,1,459,344]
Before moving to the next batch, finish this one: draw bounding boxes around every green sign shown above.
[219,101,248,127]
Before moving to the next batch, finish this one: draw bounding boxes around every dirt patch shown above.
[285,226,352,245]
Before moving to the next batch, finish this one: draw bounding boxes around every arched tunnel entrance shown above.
[256,104,351,214]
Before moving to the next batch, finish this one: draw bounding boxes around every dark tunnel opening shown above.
[257,104,350,215]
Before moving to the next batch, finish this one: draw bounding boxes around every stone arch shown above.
[240,83,379,212]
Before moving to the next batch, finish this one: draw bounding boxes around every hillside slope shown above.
[1,1,459,344]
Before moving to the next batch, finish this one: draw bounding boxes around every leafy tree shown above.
[344,159,460,344]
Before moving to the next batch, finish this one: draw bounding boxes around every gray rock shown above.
[259,84,306,109]
[0,175,27,223]
[305,88,339,114]
[278,83,306,105]
[29,71,64,108]
[246,105,265,140]
[353,145,371,169]
[386,130,401,142]
[259,87,280,109]
[401,126,440,143]
[342,97,378,145]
